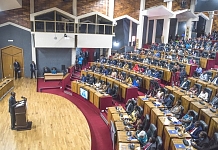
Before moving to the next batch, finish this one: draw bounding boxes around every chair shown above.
[209,132,218,149]
[185,80,191,90]
[179,105,184,119]
[135,106,143,118]
[194,57,200,65]
[43,67,51,74]
[111,84,120,99]
[167,94,175,108]
[202,51,209,58]
[194,83,202,95]
[156,136,163,150]
[162,87,168,95]
[171,54,177,60]
[127,62,132,69]
[107,68,112,75]
[137,76,143,88]
[199,120,208,132]
[147,124,157,139]
[187,110,198,122]
[159,70,164,80]
[91,65,96,72]
[129,74,136,82]
[121,71,127,79]
[210,52,216,59]
[204,87,213,101]
[142,114,150,131]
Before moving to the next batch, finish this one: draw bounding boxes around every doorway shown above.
[1,45,24,78]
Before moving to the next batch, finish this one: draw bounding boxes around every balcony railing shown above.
[31,20,114,35]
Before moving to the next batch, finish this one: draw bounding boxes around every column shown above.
[185,0,196,39]
[108,0,115,18]
[167,0,173,10]
[175,21,179,36]
[152,19,157,43]
[31,33,36,62]
[162,17,170,43]
[205,11,214,35]
[30,0,34,13]
[136,0,146,49]
[71,48,76,65]
[72,0,77,16]
[129,21,132,46]
[108,48,112,57]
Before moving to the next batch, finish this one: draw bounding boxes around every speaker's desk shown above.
[44,73,63,81]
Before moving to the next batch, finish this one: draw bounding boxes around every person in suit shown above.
[210,93,218,108]
[125,99,135,115]
[30,61,37,79]
[80,74,86,82]
[162,94,173,107]
[191,131,210,149]
[179,67,187,84]
[186,121,203,139]
[9,92,17,129]
[13,59,20,79]
[180,78,189,90]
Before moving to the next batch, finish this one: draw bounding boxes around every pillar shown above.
[162,17,171,43]
[205,11,214,35]
[108,48,112,57]
[167,0,173,10]
[30,0,34,13]
[129,21,132,45]
[152,19,157,43]
[136,0,146,48]
[108,0,115,18]
[185,0,196,39]
[31,34,36,62]
[71,48,76,65]
[72,0,77,16]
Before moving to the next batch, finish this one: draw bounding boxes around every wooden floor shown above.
[0,78,91,150]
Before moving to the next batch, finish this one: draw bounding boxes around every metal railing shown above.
[32,20,114,35]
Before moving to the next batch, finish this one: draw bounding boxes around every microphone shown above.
[21,96,27,100]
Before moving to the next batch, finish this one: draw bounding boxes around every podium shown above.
[14,100,28,129]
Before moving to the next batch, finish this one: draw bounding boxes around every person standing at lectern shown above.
[30,61,37,79]
[9,92,17,130]
[13,60,20,79]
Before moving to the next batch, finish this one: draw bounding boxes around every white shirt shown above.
[198,91,208,101]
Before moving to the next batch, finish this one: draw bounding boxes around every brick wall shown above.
[145,0,166,9]
[34,0,73,14]
[114,0,140,20]
[77,0,108,16]
[0,0,30,29]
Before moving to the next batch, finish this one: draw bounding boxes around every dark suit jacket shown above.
[163,96,173,107]
[210,96,218,108]
[9,96,17,113]
[186,124,203,139]
[30,63,36,71]
[193,137,210,150]
[13,62,20,71]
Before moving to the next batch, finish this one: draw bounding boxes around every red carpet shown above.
[37,79,113,150]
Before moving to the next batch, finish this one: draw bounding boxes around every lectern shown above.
[14,100,28,129]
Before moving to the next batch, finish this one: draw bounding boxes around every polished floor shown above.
[0,78,91,150]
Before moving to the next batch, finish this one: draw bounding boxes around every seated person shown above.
[143,58,149,64]
[94,80,101,89]
[155,88,164,101]
[43,67,51,74]
[101,67,109,75]
[139,67,145,73]
[182,56,188,63]
[210,93,218,108]
[145,69,152,76]
[162,94,173,107]
[94,67,100,73]
[87,75,95,85]
[178,49,183,56]
[117,72,125,81]
[152,70,160,79]
[125,99,136,115]
[132,78,140,88]
[180,78,189,90]
[179,67,187,84]
[132,64,139,72]
[186,121,203,139]
[80,74,87,82]
[170,100,183,119]
[110,69,117,78]
[99,81,108,92]
[124,75,132,85]
[193,65,202,77]
[198,89,209,102]
[173,62,180,72]
[51,67,57,74]
[117,61,123,68]
[189,84,198,95]
[142,137,156,150]
[123,63,129,70]
[180,111,194,128]
[199,72,208,81]
[137,130,148,147]
[189,57,195,64]
[191,131,209,149]
[154,51,161,58]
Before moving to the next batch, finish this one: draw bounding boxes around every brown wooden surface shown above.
[181,95,199,114]
[188,77,199,87]
[208,117,218,138]
[173,89,185,105]
[199,108,218,125]
[197,80,208,89]
[0,78,91,150]
[163,126,191,150]
[207,84,218,100]
[44,73,63,81]
[189,101,209,114]
[170,139,196,150]
[150,108,165,126]
[200,57,207,69]
[107,106,126,125]
[0,79,14,100]
[118,142,140,150]
[157,116,176,139]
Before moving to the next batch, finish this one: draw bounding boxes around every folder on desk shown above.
[174,144,185,149]
[168,130,178,134]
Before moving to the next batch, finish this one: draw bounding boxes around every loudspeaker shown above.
[61,65,65,71]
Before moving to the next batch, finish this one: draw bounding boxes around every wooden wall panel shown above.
[212,15,218,31]
[114,0,140,20]
[0,0,30,29]
[34,0,73,14]
[172,0,191,11]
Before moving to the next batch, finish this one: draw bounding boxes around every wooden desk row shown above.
[71,81,112,110]
[44,73,64,81]
[80,71,139,103]
[188,77,218,100]
[0,79,14,100]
